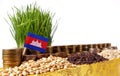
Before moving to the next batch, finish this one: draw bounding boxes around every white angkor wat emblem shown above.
[30,40,42,48]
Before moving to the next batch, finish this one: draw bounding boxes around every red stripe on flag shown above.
[25,36,48,49]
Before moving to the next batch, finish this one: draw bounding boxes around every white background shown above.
[0,0,120,67]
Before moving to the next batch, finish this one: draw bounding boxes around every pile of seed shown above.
[1,55,76,76]
[98,48,120,60]
[67,51,108,65]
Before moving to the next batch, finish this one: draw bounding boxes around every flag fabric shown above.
[24,32,49,53]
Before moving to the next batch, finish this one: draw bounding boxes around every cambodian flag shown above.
[24,32,49,53]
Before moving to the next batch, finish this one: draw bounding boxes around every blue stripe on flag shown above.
[24,44,46,53]
[27,32,49,42]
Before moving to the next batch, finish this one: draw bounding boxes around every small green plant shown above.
[7,3,57,48]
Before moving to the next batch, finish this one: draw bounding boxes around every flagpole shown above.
[22,48,27,56]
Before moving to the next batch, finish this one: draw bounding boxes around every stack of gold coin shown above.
[2,48,22,69]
